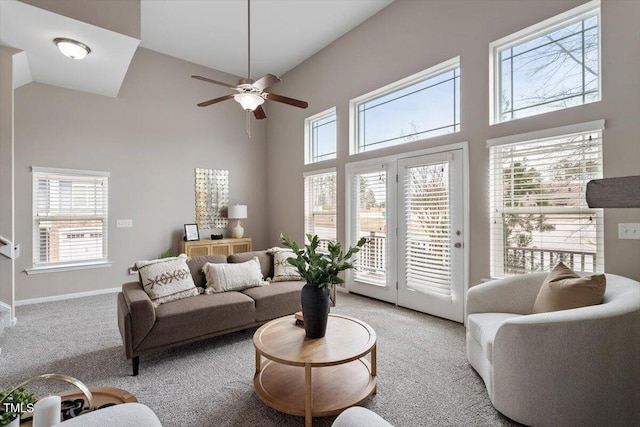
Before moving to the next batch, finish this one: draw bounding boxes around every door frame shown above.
[345,141,470,322]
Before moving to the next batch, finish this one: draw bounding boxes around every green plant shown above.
[0,386,36,426]
[280,233,367,288]
[159,249,175,259]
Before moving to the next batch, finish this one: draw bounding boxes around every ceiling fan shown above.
[191,0,308,121]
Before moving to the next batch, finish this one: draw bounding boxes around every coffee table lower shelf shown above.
[254,358,376,418]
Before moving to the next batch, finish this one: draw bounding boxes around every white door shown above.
[347,165,397,304]
[397,150,465,322]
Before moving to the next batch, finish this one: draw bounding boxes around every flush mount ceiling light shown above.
[53,38,91,60]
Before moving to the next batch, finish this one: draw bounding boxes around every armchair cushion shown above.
[533,263,606,313]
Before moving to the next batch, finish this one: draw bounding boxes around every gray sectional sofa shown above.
[117,250,305,375]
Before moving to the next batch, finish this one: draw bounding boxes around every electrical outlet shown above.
[618,223,640,240]
[116,219,133,228]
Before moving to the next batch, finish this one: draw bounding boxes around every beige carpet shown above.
[0,291,519,426]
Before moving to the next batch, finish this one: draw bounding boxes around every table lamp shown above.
[228,204,247,238]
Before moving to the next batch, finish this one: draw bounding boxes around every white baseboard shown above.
[15,287,121,306]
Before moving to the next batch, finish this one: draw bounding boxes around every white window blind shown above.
[349,168,387,285]
[304,170,337,251]
[403,160,453,300]
[32,167,109,268]
[489,128,603,278]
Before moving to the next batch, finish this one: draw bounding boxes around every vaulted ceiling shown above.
[0,0,393,96]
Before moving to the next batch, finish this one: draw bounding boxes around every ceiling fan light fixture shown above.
[54,38,91,60]
[234,93,264,111]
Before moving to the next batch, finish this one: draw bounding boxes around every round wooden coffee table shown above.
[253,314,377,427]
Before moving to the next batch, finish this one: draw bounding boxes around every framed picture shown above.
[184,224,200,241]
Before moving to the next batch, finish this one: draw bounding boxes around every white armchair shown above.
[466,272,640,427]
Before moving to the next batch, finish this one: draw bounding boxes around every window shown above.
[351,57,460,154]
[304,170,337,251]
[348,166,388,285]
[305,108,337,164]
[31,167,109,271]
[491,1,600,123]
[489,121,604,278]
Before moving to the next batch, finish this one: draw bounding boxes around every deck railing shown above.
[505,246,597,273]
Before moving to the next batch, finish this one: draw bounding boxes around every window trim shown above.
[304,107,337,165]
[489,0,601,125]
[488,120,605,278]
[349,56,460,155]
[29,166,110,274]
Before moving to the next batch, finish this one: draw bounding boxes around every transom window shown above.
[489,122,604,278]
[351,57,460,154]
[491,1,600,123]
[305,108,337,164]
[31,167,109,271]
[304,169,337,251]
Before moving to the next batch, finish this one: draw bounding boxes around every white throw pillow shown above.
[271,250,304,282]
[203,256,267,293]
[135,255,199,307]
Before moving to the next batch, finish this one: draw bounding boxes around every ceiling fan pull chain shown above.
[247,0,251,80]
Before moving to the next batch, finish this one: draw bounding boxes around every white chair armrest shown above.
[466,273,547,316]
[491,307,640,426]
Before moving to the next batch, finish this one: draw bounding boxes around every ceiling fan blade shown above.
[264,92,308,109]
[253,105,267,120]
[252,74,281,91]
[191,75,236,89]
[197,94,234,107]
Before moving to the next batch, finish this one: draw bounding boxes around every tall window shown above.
[349,167,388,285]
[304,170,337,251]
[491,1,600,123]
[32,167,109,269]
[305,108,337,164]
[489,122,604,278]
[351,57,460,154]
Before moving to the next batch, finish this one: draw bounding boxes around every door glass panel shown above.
[403,160,452,300]
[351,170,387,285]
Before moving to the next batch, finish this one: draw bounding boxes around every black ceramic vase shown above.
[301,283,330,339]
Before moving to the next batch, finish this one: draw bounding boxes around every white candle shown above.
[33,395,61,427]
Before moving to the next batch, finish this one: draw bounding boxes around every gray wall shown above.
[13,47,268,300]
[266,0,640,283]
[0,47,18,312]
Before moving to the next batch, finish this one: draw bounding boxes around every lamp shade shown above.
[234,93,264,111]
[228,204,247,219]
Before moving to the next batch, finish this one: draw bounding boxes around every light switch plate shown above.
[116,219,133,228]
[618,223,640,239]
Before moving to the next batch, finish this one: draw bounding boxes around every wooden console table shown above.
[179,237,252,257]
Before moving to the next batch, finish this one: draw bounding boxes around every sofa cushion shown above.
[467,313,523,363]
[241,281,305,322]
[533,262,606,313]
[137,292,256,352]
[187,254,227,287]
[203,257,267,293]
[228,250,272,279]
[135,256,199,307]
